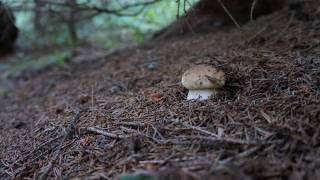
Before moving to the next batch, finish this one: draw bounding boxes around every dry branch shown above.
[86,126,133,139]
[37,109,84,180]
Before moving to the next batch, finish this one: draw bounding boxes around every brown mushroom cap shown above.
[181,65,225,90]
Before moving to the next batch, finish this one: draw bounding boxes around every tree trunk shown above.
[34,0,43,34]
[68,0,78,45]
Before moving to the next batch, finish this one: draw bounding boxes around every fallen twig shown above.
[218,146,261,164]
[268,11,295,45]
[37,109,83,180]
[86,126,133,139]
[170,118,218,137]
[217,0,241,29]
[175,135,281,145]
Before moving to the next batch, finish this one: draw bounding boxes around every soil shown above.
[1,1,320,179]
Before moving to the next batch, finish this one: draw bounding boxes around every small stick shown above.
[269,11,295,45]
[170,118,218,137]
[250,0,257,23]
[120,126,165,144]
[176,135,280,145]
[37,109,83,180]
[11,135,61,166]
[217,0,241,29]
[113,121,146,127]
[218,146,260,164]
[245,12,284,44]
[86,126,132,139]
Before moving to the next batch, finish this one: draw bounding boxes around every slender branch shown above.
[170,118,218,137]
[217,0,241,29]
[250,0,258,22]
[219,146,260,164]
[86,127,133,139]
[37,109,84,180]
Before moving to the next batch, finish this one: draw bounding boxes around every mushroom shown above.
[181,64,225,100]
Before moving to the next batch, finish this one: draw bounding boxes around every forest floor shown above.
[1,2,320,180]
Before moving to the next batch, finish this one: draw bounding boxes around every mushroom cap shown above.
[181,65,225,90]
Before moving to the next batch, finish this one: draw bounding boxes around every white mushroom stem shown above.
[187,89,216,100]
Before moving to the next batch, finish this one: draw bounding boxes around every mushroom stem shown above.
[187,89,216,100]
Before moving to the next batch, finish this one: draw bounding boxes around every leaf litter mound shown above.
[1,2,320,179]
